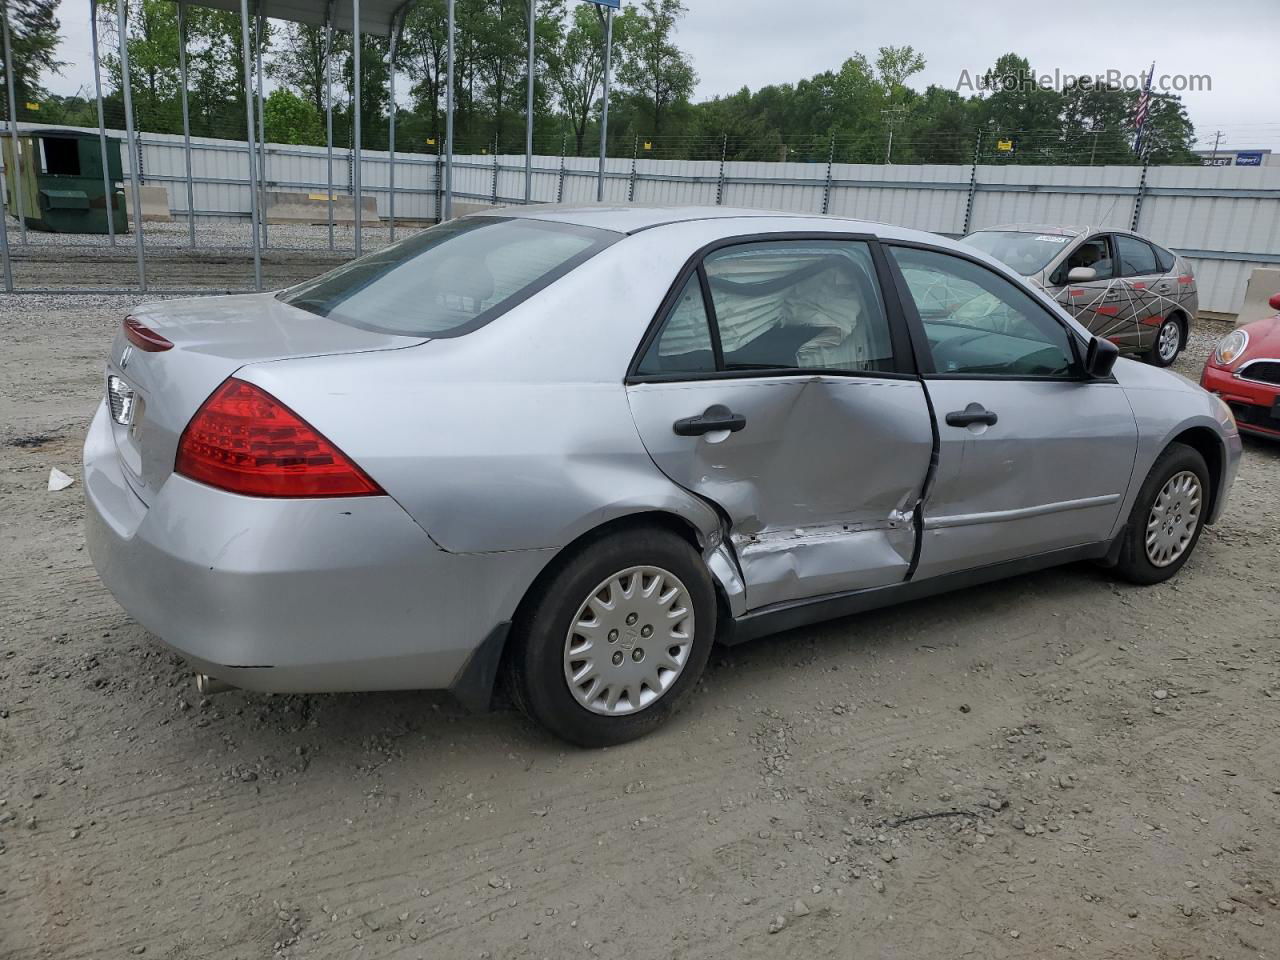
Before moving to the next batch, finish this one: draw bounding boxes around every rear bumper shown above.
[1201,364,1280,439]
[83,402,550,694]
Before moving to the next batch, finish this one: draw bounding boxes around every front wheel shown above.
[1111,442,1210,585]
[506,527,716,747]
[1147,315,1183,367]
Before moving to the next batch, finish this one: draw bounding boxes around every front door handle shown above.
[673,404,747,437]
[945,403,998,428]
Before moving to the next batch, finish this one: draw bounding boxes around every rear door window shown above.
[1114,235,1160,277]
[280,217,618,337]
[702,240,896,374]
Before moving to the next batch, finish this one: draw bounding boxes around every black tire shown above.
[1146,314,1183,367]
[506,527,717,748]
[1111,442,1210,585]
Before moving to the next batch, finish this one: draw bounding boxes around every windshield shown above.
[960,230,1073,276]
[279,217,619,337]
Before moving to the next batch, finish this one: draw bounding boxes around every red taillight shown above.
[175,378,384,498]
[123,315,174,352]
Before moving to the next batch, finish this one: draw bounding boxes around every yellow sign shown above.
[24,101,39,111]
[643,141,652,151]
[996,139,1014,152]
[426,137,436,145]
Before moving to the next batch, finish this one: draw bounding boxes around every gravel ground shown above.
[5,217,409,252]
[1,299,1278,960]
[0,219,414,293]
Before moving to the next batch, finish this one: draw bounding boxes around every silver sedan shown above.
[84,206,1242,746]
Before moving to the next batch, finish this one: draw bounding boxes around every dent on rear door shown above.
[627,375,934,610]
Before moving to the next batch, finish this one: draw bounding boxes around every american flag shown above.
[1132,62,1155,156]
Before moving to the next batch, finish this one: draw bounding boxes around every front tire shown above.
[506,527,716,747]
[1147,315,1183,367]
[1111,442,1209,585]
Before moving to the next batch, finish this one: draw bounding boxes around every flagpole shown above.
[1133,60,1154,157]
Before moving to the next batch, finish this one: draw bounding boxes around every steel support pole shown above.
[254,8,267,247]
[596,6,612,202]
[962,128,981,235]
[555,133,565,202]
[1131,156,1150,232]
[387,9,401,242]
[352,0,362,254]
[627,134,637,202]
[324,0,334,250]
[0,166,10,290]
[89,0,116,247]
[115,0,146,290]
[715,133,726,205]
[524,0,534,202]
[2,5,26,242]
[820,134,835,215]
[238,0,262,290]
[177,0,196,246]
[443,0,454,220]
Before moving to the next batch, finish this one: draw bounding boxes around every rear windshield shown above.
[960,230,1073,276]
[279,217,618,337]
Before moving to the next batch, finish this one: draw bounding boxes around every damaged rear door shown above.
[625,237,933,612]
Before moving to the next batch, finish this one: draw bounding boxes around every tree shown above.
[341,32,390,149]
[2,0,61,110]
[546,2,609,154]
[267,22,345,118]
[875,45,925,95]
[402,0,450,145]
[262,87,322,144]
[617,0,693,138]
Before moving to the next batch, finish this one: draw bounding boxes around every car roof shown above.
[974,223,1092,238]
[471,203,920,238]
[972,223,1163,244]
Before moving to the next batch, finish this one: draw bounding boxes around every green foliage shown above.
[262,87,322,145]
[2,0,62,109]
[617,0,694,137]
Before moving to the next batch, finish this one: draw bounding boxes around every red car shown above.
[1201,292,1280,439]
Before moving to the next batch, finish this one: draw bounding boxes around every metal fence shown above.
[8,123,1280,314]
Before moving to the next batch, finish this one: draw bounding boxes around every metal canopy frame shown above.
[0,0,619,295]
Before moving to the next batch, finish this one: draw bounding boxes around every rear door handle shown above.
[945,403,998,428]
[673,404,747,437]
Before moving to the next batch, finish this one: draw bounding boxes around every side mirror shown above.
[1085,336,1119,378]
[1067,266,1097,283]
[1269,292,1280,312]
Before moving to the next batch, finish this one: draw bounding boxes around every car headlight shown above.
[1214,329,1249,366]
[1215,395,1237,432]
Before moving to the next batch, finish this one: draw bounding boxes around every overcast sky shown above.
[45,0,1280,150]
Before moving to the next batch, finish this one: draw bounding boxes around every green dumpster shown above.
[2,128,128,234]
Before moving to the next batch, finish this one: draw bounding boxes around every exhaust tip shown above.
[194,672,234,696]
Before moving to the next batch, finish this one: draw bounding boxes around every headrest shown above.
[434,254,495,305]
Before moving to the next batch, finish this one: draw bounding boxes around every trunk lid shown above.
[104,292,424,505]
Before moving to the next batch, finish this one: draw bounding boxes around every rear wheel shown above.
[1147,315,1183,367]
[506,527,716,747]
[1112,442,1209,584]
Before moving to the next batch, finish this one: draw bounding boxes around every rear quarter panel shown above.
[234,222,760,559]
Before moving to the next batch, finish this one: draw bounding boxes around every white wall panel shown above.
[15,123,1279,311]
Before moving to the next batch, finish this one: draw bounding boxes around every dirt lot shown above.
[1,298,1278,960]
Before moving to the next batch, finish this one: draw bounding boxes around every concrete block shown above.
[1237,267,1280,327]
[263,190,380,225]
[123,185,172,222]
